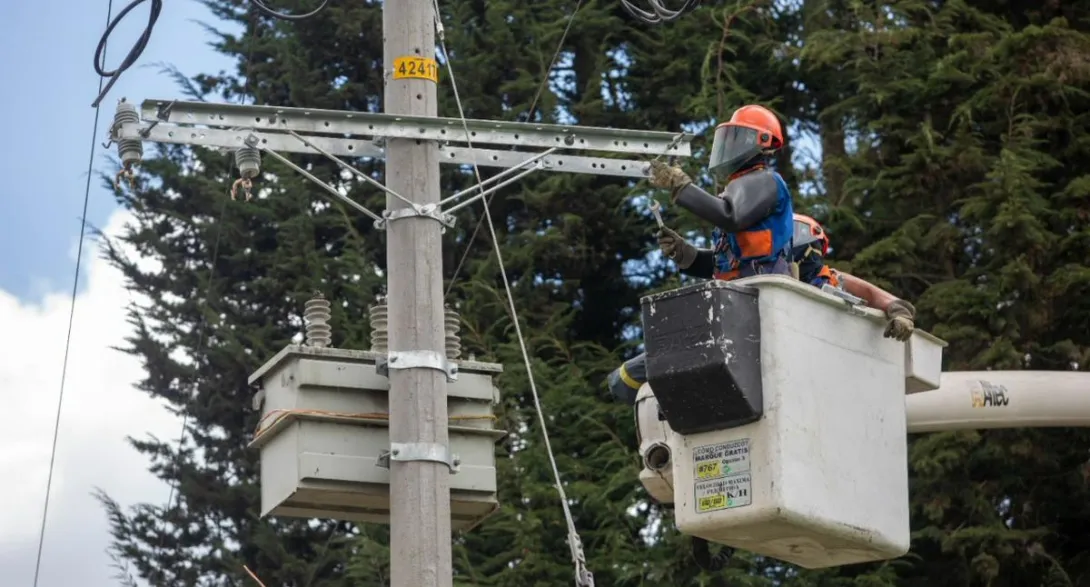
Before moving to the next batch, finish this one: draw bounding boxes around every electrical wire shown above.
[253,408,496,441]
[91,0,163,107]
[620,0,702,24]
[33,3,117,585]
[444,0,585,299]
[248,0,330,21]
[431,2,594,584]
[243,565,269,587]
[478,158,596,587]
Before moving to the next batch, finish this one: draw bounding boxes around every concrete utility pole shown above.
[382,2,452,586]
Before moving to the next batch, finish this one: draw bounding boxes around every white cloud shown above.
[0,208,180,587]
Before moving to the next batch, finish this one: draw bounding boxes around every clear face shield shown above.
[708,124,770,177]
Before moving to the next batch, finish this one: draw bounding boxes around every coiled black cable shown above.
[249,0,330,21]
[621,0,702,24]
[91,0,163,107]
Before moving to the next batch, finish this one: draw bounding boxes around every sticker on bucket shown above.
[695,473,752,513]
[693,438,750,480]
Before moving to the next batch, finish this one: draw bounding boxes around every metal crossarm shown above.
[137,99,692,157]
[116,122,668,179]
[109,95,696,235]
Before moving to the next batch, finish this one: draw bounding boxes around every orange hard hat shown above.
[792,213,829,257]
[727,105,784,147]
[708,104,785,176]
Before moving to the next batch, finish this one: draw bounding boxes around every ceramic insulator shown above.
[303,292,332,348]
[234,145,261,179]
[114,100,143,167]
[444,304,462,360]
[369,296,389,353]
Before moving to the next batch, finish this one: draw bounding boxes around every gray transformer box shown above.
[247,345,506,532]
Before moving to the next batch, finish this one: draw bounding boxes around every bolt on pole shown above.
[382,1,454,586]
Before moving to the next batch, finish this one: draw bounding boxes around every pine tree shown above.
[95,0,734,583]
[99,1,389,584]
[799,1,1090,584]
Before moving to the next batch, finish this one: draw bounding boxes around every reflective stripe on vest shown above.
[618,363,642,389]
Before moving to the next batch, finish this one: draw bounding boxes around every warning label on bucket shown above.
[695,473,752,513]
[692,438,750,481]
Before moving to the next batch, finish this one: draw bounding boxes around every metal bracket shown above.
[253,136,384,223]
[376,203,457,231]
[821,284,869,316]
[376,350,459,381]
[376,442,461,473]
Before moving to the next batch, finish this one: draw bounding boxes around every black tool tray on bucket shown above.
[640,280,763,435]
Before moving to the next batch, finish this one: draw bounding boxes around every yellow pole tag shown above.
[393,56,439,83]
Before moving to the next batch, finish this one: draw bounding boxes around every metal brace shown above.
[821,284,869,316]
[376,442,461,474]
[376,350,459,381]
[375,203,457,231]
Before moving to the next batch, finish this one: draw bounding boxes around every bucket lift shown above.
[634,276,947,569]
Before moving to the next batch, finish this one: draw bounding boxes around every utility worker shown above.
[792,213,916,341]
[792,213,839,287]
[649,104,795,281]
[609,105,794,404]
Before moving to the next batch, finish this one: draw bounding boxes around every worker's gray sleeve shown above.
[606,353,647,405]
[681,249,716,279]
[674,169,781,232]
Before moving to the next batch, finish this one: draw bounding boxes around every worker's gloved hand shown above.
[648,160,692,191]
[657,227,698,269]
[884,299,916,342]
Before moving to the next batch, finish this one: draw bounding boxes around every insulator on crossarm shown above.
[444,304,462,360]
[303,292,332,348]
[369,296,389,354]
[114,99,143,167]
[234,145,262,179]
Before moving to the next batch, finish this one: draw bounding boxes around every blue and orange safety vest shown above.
[710,168,794,281]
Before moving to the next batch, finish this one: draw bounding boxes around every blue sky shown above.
[0,0,236,302]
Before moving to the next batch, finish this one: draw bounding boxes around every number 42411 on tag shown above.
[394,56,438,83]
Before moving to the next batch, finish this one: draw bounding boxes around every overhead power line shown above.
[431,0,595,583]
[249,0,330,21]
[34,2,118,585]
[91,0,162,108]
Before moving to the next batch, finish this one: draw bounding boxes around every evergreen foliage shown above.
[97,0,1090,585]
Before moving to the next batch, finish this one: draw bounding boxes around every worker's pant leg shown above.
[739,255,791,278]
[606,352,647,405]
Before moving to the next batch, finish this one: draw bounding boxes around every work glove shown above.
[884,299,916,342]
[657,226,698,269]
[648,160,692,193]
